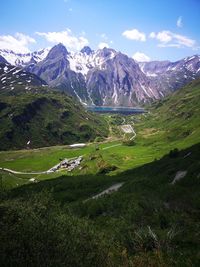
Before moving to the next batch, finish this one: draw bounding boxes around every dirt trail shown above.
[102,143,121,150]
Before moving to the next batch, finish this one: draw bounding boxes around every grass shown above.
[1,79,200,189]
[0,88,109,150]
[0,79,200,195]
[136,79,200,150]
[0,144,94,171]
[1,79,200,266]
[4,141,200,265]
[0,138,174,190]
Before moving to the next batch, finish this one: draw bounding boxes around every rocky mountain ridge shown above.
[0,48,50,67]
[1,44,200,106]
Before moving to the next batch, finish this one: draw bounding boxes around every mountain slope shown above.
[0,89,108,150]
[2,44,200,106]
[0,55,8,64]
[0,65,108,150]
[25,44,91,105]
[140,55,200,96]
[137,78,200,149]
[86,51,160,106]
[27,45,200,106]
[0,63,47,94]
[1,72,200,267]
[27,44,161,106]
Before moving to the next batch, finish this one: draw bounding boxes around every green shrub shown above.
[0,192,122,267]
[94,136,104,142]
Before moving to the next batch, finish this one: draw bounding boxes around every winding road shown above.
[0,167,49,175]
[0,156,82,175]
[121,124,136,140]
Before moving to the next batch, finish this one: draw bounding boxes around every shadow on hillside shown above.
[8,142,200,204]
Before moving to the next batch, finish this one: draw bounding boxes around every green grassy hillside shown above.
[137,78,200,150]
[1,79,200,189]
[1,79,200,266]
[0,89,108,150]
[2,142,200,266]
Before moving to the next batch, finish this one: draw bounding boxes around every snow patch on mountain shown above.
[146,72,157,77]
[68,48,117,76]
[0,48,51,67]
[140,83,151,98]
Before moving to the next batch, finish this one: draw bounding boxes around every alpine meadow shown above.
[0,0,200,266]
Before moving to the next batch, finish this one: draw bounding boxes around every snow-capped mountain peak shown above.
[0,48,51,67]
[1,43,200,107]
[0,45,118,77]
[68,47,118,76]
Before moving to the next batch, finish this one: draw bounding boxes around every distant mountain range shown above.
[1,44,200,106]
[0,48,50,67]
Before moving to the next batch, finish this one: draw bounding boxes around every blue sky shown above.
[1,0,200,61]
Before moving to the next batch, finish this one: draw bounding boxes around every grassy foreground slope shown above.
[0,89,108,150]
[2,142,200,266]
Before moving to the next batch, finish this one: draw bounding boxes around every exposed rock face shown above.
[80,46,93,55]
[86,51,160,106]
[25,44,90,105]
[2,43,200,106]
[140,55,200,96]
[0,55,8,64]
[25,45,161,106]
[139,60,171,77]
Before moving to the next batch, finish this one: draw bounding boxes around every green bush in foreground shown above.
[0,192,125,267]
[1,191,179,267]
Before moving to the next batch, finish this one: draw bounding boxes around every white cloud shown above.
[0,32,35,53]
[122,29,146,41]
[36,29,89,51]
[177,16,183,28]
[98,42,109,49]
[157,31,172,43]
[173,33,195,47]
[132,52,150,62]
[149,30,196,48]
